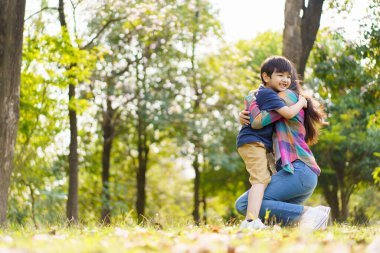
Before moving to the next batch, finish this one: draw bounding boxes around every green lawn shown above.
[0,224,379,252]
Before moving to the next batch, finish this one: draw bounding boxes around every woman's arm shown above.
[241,90,306,129]
[250,105,283,129]
[240,99,283,129]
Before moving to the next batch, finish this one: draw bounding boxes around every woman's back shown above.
[275,90,320,175]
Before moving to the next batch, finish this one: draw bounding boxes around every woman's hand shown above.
[239,110,250,125]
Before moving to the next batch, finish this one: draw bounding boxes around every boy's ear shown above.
[262,72,270,83]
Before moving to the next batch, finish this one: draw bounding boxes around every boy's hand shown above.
[299,96,308,108]
[321,120,329,126]
[239,110,250,125]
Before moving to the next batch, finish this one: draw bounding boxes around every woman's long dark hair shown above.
[288,67,325,145]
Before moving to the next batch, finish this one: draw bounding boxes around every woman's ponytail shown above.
[288,66,325,145]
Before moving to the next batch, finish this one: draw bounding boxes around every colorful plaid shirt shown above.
[248,89,321,175]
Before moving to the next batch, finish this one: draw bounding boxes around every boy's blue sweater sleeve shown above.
[256,88,286,111]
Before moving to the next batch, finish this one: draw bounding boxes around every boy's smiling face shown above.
[262,70,291,92]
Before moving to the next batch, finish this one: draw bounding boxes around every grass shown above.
[0,223,379,252]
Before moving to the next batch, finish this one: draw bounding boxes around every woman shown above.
[236,68,330,230]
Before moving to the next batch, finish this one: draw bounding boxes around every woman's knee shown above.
[235,196,247,215]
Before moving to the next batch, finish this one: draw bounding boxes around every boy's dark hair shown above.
[260,56,293,84]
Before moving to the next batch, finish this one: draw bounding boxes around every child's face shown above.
[262,71,291,92]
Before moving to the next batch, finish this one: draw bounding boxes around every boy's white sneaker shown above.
[240,218,267,230]
[299,207,329,231]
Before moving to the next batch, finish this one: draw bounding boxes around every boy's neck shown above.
[263,84,279,93]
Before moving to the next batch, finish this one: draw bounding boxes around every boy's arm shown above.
[275,96,307,119]
[249,90,306,129]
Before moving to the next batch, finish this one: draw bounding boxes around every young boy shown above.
[236,56,307,229]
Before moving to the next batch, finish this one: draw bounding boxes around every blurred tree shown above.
[11,31,67,227]
[12,0,378,226]
[83,0,132,225]
[196,31,283,222]
[283,0,325,77]
[309,29,380,221]
[283,0,355,77]
[172,0,221,224]
[10,0,99,225]
[0,0,26,227]
[86,0,222,223]
[57,0,80,224]
[23,0,97,224]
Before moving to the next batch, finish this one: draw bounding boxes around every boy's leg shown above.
[246,183,267,220]
[238,143,271,221]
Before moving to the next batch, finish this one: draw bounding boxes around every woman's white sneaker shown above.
[300,207,329,231]
[316,205,331,230]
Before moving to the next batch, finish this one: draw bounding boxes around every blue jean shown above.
[235,160,318,225]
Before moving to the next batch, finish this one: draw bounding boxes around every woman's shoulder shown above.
[278,89,298,101]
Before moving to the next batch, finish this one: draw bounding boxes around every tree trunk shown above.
[299,0,324,76]
[202,192,207,225]
[0,0,26,227]
[283,0,325,77]
[283,0,303,71]
[101,98,114,225]
[136,144,148,223]
[136,105,149,223]
[66,83,79,223]
[27,184,38,229]
[335,165,345,222]
[322,183,339,221]
[58,0,79,224]
[201,158,207,225]
[192,154,200,225]
[190,4,202,226]
[340,187,353,222]
[321,164,355,222]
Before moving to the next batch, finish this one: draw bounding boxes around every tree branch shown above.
[80,16,128,50]
[24,7,58,22]
[69,0,79,41]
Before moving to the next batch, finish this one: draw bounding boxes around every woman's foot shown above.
[316,205,331,230]
[240,218,267,230]
[300,206,329,231]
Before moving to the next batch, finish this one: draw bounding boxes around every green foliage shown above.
[10,2,98,225]
[349,185,380,224]
[10,0,380,226]
[326,0,354,13]
[309,26,380,221]
[373,152,380,185]
[74,0,224,221]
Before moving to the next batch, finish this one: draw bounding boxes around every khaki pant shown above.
[238,142,276,184]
